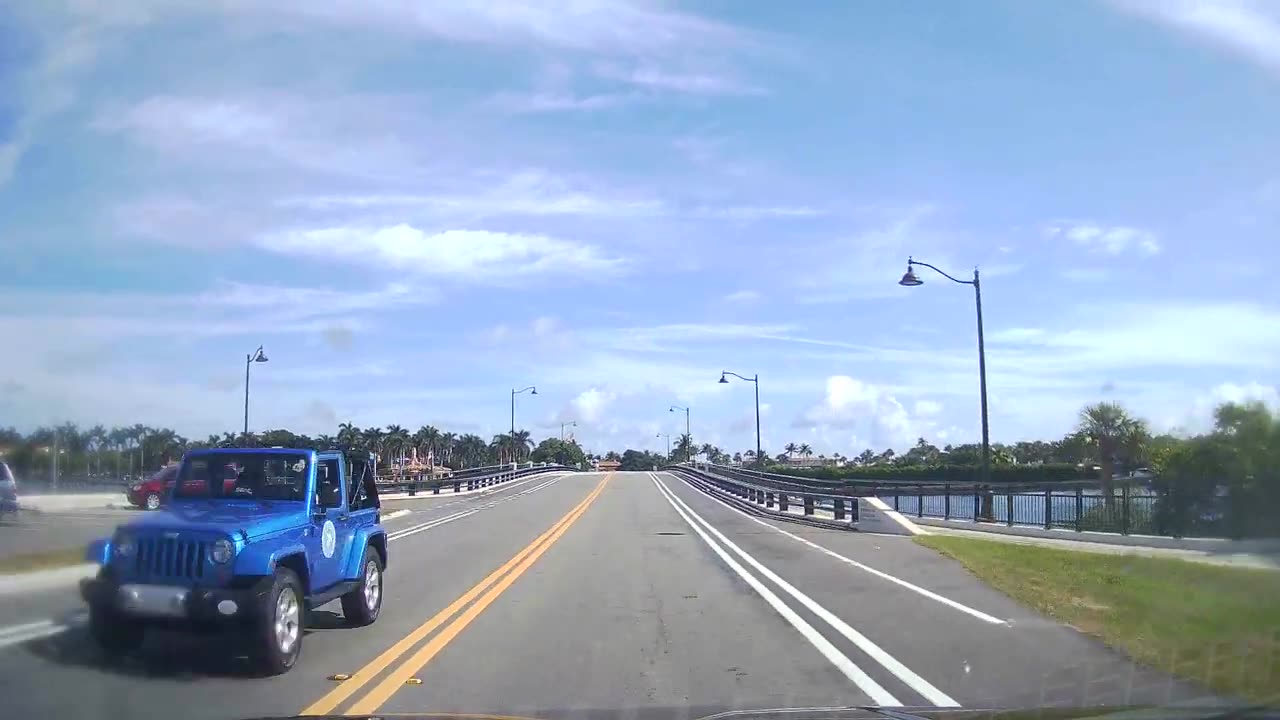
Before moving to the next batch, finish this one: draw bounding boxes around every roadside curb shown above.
[0,563,97,596]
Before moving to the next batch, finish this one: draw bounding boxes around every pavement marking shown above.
[652,473,961,708]
[345,473,611,714]
[383,474,568,543]
[648,473,900,707]
[382,510,412,522]
[668,473,1006,625]
[301,472,610,716]
[0,611,88,650]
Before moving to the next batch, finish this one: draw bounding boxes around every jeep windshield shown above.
[172,452,311,502]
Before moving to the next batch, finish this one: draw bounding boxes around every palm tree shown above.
[512,429,534,462]
[1076,402,1149,504]
[673,433,693,462]
[384,425,410,473]
[337,423,362,451]
[362,428,386,474]
[784,442,798,458]
[439,432,457,466]
[799,443,812,461]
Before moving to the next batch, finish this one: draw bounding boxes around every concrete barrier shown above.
[18,493,121,512]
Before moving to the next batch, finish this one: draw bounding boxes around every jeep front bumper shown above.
[81,575,273,625]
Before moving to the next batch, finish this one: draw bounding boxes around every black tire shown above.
[144,493,161,511]
[88,604,144,655]
[251,567,304,676]
[340,547,383,627]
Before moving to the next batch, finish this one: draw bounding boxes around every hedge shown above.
[763,463,1097,485]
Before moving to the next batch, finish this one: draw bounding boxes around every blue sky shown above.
[2,0,1278,457]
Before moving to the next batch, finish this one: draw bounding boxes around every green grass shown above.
[0,547,88,575]
[916,535,1280,704]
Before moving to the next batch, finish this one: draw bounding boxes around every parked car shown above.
[0,462,18,518]
[82,447,387,674]
[127,463,240,510]
[125,464,179,511]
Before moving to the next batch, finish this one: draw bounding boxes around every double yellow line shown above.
[301,472,611,716]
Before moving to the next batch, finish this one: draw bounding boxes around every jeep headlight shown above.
[210,538,235,564]
[114,533,136,558]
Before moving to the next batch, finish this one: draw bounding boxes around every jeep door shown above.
[311,455,352,591]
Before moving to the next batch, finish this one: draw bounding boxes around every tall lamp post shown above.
[719,371,762,469]
[560,421,577,441]
[899,257,991,488]
[511,385,537,464]
[669,405,690,463]
[656,433,671,461]
[243,345,269,444]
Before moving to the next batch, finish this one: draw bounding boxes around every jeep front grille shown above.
[135,538,206,581]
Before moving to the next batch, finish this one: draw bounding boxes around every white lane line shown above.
[0,612,87,650]
[647,473,901,707]
[668,473,1006,625]
[652,473,960,708]
[382,509,412,522]
[385,473,567,542]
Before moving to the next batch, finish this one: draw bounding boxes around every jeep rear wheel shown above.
[89,604,144,655]
[251,567,303,675]
[340,547,383,627]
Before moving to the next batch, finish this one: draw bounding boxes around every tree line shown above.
[0,422,587,484]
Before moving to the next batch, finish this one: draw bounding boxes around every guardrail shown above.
[379,462,572,497]
[691,461,1239,535]
[665,464,861,530]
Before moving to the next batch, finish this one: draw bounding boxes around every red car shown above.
[126,464,180,510]
[126,463,238,510]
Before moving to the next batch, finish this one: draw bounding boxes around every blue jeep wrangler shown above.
[81,447,387,674]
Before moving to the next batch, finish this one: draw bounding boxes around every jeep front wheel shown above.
[144,492,162,510]
[341,547,383,627]
[89,604,144,655]
[252,567,303,675]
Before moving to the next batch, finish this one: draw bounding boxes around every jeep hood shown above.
[124,501,306,539]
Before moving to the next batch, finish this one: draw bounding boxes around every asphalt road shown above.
[0,470,1213,720]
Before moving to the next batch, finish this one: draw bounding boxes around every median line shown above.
[300,472,610,717]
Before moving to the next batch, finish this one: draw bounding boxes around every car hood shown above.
[123,500,307,539]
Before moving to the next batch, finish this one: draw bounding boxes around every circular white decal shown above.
[321,519,337,558]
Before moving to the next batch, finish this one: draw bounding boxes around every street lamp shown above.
[656,433,671,461]
[669,405,691,463]
[719,371,762,469]
[899,256,991,488]
[560,421,577,441]
[243,345,269,443]
[511,386,537,463]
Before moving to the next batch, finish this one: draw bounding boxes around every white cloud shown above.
[795,376,926,451]
[1047,222,1161,255]
[567,388,617,424]
[257,225,623,278]
[594,62,765,96]
[913,399,943,417]
[723,290,762,303]
[1110,0,1280,75]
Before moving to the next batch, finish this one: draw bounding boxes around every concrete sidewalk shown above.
[922,523,1280,571]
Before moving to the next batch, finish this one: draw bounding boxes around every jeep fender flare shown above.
[343,528,388,580]
[235,540,309,579]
